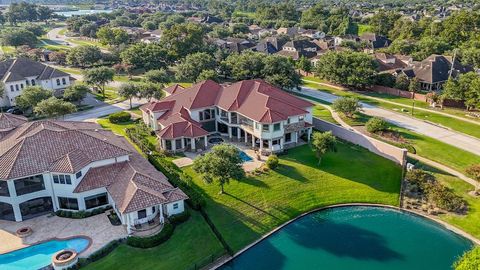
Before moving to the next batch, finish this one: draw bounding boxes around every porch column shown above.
[244,132,248,144]
[191,138,196,151]
[280,138,284,150]
[251,136,255,148]
[237,128,241,140]
[159,205,165,223]
[295,132,299,143]
[228,127,232,139]
[204,136,208,148]
[268,140,272,151]
[181,138,185,150]
[172,140,176,152]
[126,214,132,234]
[161,139,166,150]
[12,203,22,222]
[307,128,312,141]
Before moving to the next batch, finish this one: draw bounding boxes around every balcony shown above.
[284,121,307,133]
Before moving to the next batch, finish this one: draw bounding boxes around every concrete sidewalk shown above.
[65,97,148,122]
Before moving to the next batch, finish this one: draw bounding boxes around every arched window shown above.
[56,79,61,86]
[31,79,35,85]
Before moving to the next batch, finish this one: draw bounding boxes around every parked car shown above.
[6,107,23,115]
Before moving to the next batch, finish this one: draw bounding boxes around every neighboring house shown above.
[141,29,163,44]
[276,27,303,37]
[374,53,410,72]
[333,34,360,47]
[397,54,472,91]
[0,116,187,234]
[213,38,256,53]
[277,39,319,60]
[247,25,274,39]
[360,33,391,52]
[141,79,314,155]
[300,30,326,39]
[0,58,73,107]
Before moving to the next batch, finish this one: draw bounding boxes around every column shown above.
[244,132,248,144]
[172,140,176,152]
[252,136,255,148]
[237,128,241,140]
[307,128,312,141]
[204,136,208,148]
[181,138,185,150]
[268,140,272,151]
[159,205,164,223]
[295,132,298,143]
[280,138,284,150]
[228,127,232,139]
[12,203,22,222]
[191,138,196,151]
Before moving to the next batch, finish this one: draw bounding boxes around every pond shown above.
[0,237,90,270]
[220,206,472,270]
[54,9,113,17]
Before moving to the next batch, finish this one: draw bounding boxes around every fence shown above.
[185,250,228,270]
[369,85,428,101]
[312,118,407,167]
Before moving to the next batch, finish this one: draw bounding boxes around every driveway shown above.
[299,86,480,156]
[65,97,148,122]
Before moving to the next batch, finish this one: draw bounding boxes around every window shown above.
[299,115,304,121]
[65,175,71,185]
[0,181,9,197]
[262,124,269,132]
[199,111,203,121]
[175,139,182,149]
[138,209,147,219]
[10,85,14,92]
[14,175,45,196]
[151,206,155,213]
[273,123,281,131]
[173,203,179,209]
[84,193,108,209]
[58,197,79,210]
[75,171,82,179]
[26,80,29,86]
[255,122,259,130]
[53,175,59,184]
[31,79,35,85]
[56,79,61,86]
[62,78,66,85]
[15,85,19,91]
[285,133,292,142]
[20,84,23,89]
[287,118,290,124]
[53,174,72,185]
[59,175,65,184]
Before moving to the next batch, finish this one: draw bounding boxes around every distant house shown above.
[333,34,360,47]
[141,29,163,44]
[360,33,391,52]
[276,27,303,37]
[252,36,287,55]
[277,39,319,60]
[0,58,73,107]
[201,14,223,24]
[397,55,472,91]
[213,37,256,53]
[374,53,411,72]
[141,80,314,155]
[300,30,326,39]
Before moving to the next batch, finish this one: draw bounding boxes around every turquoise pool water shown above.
[0,237,90,270]
[221,206,472,270]
[239,151,253,162]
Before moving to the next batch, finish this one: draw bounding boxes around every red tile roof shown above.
[0,113,28,132]
[163,84,185,95]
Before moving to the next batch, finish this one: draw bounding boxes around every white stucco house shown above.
[140,79,314,155]
[0,58,73,107]
[0,114,187,234]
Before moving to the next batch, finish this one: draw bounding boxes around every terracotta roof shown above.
[163,84,185,95]
[75,154,188,213]
[0,120,131,180]
[0,113,27,132]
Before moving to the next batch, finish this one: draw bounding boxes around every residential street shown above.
[46,27,77,47]
[64,97,147,122]
[299,86,480,156]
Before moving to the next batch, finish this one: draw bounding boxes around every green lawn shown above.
[82,210,225,270]
[184,144,402,252]
[302,80,480,139]
[66,38,107,49]
[312,105,338,124]
[38,38,70,51]
[357,23,373,35]
[0,46,15,54]
[56,66,83,75]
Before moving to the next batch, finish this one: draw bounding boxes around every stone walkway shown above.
[0,213,127,257]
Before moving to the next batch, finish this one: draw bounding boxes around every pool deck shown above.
[0,213,127,257]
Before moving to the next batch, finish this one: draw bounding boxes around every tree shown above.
[144,69,170,85]
[176,52,216,82]
[66,45,102,67]
[223,51,265,80]
[118,83,139,109]
[24,24,45,36]
[395,74,410,91]
[120,43,169,71]
[15,86,52,111]
[97,27,129,46]
[366,117,389,133]
[1,29,37,47]
[0,83,5,106]
[443,72,480,110]
[315,51,377,88]
[262,55,300,90]
[368,11,401,36]
[63,84,89,104]
[160,22,207,61]
[83,67,115,98]
[296,56,312,73]
[311,131,337,165]
[466,164,480,194]
[137,82,164,101]
[453,246,480,270]
[193,144,245,194]
[332,97,362,118]
[34,97,76,119]
[37,6,52,24]
[411,37,450,60]
[49,51,67,65]
[197,69,218,82]
[79,22,98,38]
[409,78,420,93]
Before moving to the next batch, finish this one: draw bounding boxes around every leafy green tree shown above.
[97,27,129,46]
[411,37,450,60]
[395,74,410,91]
[443,72,480,110]
[193,143,245,194]
[15,86,52,111]
[79,22,98,38]
[466,77,480,110]
[137,82,164,101]
[409,78,420,93]
[160,22,207,61]
[366,117,389,133]
[386,39,415,55]
[315,51,378,88]
[262,55,300,90]
[66,45,102,67]
[176,52,216,82]
[34,97,76,119]
[453,246,480,270]
[144,69,170,85]
[311,131,337,165]
[296,56,312,73]
[120,43,169,71]
[24,24,45,36]
[63,84,89,104]
[1,29,37,47]
[37,6,52,24]
[440,10,480,46]
[368,11,401,36]
[332,97,362,118]
[83,67,115,98]
[197,69,218,82]
[466,164,480,194]
[389,18,422,40]
[223,51,265,80]
[118,83,139,109]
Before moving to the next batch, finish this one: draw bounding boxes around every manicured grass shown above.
[56,66,83,75]
[38,38,70,51]
[82,210,225,270]
[414,161,480,240]
[66,38,107,49]
[0,46,15,54]
[184,144,402,252]
[302,80,480,139]
[312,105,338,124]
[357,23,373,35]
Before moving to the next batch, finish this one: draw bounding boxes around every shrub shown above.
[108,111,131,123]
[454,246,480,270]
[55,205,112,219]
[266,155,279,169]
[127,222,175,248]
[405,169,435,191]
[423,183,467,213]
[466,164,480,182]
[332,97,361,118]
[169,210,191,226]
[365,117,389,133]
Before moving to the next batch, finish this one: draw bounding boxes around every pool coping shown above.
[210,203,480,269]
[0,235,93,255]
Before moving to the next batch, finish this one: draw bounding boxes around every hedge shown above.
[55,205,112,219]
[126,211,191,249]
[108,111,131,123]
[67,239,125,269]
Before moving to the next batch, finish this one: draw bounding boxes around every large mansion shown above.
[141,79,314,154]
[0,113,187,234]
[0,58,73,107]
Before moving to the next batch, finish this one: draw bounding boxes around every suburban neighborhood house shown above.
[0,114,187,234]
[0,58,73,107]
[141,79,314,154]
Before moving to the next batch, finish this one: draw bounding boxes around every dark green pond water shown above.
[221,206,472,270]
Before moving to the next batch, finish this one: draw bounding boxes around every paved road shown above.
[46,27,76,47]
[299,86,480,156]
[65,97,147,122]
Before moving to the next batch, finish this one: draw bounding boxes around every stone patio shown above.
[0,213,127,257]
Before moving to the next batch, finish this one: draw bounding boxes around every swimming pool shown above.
[0,237,90,270]
[239,151,253,162]
[221,206,472,270]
